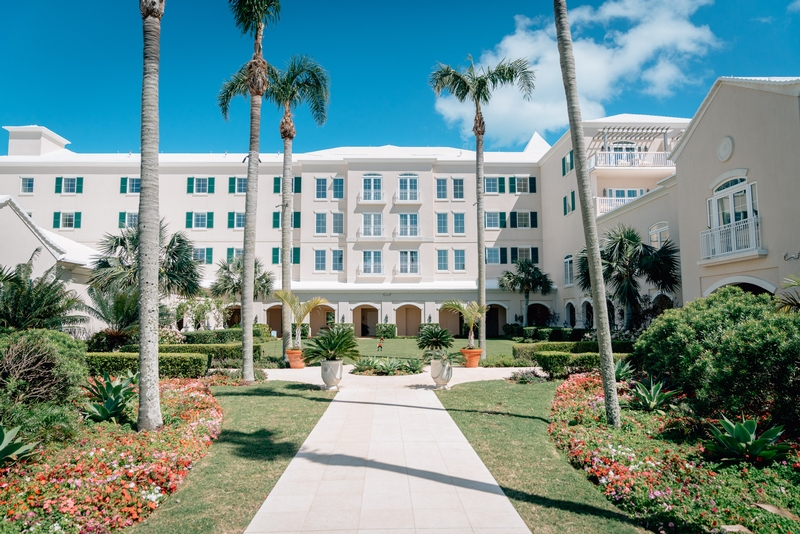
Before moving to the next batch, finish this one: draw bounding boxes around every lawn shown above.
[436,380,647,534]
[133,381,335,534]
[356,336,517,359]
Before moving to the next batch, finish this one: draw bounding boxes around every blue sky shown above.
[1,0,799,156]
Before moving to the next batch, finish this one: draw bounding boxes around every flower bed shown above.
[0,379,222,533]
[548,373,800,533]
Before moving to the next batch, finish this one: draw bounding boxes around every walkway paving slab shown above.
[245,366,531,534]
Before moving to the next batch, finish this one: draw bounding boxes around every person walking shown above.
[377,337,384,352]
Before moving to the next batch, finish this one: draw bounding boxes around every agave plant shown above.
[615,358,634,382]
[630,376,679,412]
[302,325,360,365]
[352,357,378,373]
[83,372,139,424]
[0,426,37,466]
[403,358,426,374]
[376,358,403,375]
[706,415,791,463]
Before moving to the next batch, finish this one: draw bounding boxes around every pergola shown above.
[588,126,685,153]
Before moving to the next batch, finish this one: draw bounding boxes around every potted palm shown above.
[303,325,360,390]
[274,290,328,369]
[417,324,455,389]
[439,300,487,368]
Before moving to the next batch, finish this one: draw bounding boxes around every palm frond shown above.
[218,63,250,120]
[228,0,280,37]
[264,55,331,126]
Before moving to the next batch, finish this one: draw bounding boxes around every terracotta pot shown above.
[430,359,453,389]
[321,359,343,390]
[286,349,304,369]
[460,348,483,368]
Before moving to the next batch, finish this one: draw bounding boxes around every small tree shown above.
[273,290,327,350]
[416,324,455,360]
[302,325,360,364]
[439,300,487,349]
[498,260,554,326]
[210,256,274,306]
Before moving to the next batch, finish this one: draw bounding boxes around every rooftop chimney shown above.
[3,126,70,156]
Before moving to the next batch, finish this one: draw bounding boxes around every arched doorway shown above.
[226,305,242,328]
[396,304,422,336]
[309,305,336,336]
[582,301,593,328]
[486,304,507,337]
[565,303,576,328]
[353,304,379,337]
[730,283,773,296]
[439,308,461,336]
[266,305,283,337]
[528,303,550,326]
[652,294,674,314]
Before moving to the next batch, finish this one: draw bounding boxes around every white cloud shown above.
[434,0,718,148]
[789,0,800,12]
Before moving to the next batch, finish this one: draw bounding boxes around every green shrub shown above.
[85,353,207,378]
[549,328,566,341]
[522,326,537,340]
[0,425,37,466]
[375,323,397,339]
[120,342,269,367]
[502,323,523,338]
[87,329,131,352]
[569,328,586,341]
[182,327,270,344]
[534,351,572,378]
[536,328,553,341]
[479,354,532,368]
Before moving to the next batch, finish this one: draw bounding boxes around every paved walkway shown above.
[245,366,531,534]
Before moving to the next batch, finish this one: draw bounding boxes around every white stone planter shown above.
[321,359,344,391]
[430,359,452,390]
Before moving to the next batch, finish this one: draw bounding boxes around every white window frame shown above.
[315,178,327,200]
[436,213,448,235]
[516,212,530,228]
[193,212,208,229]
[517,247,532,262]
[399,250,419,274]
[128,177,141,194]
[649,221,669,248]
[399,213,418,237]
[332,249,344,272]
[63,177,77,194]
[707,179,757,228]
[362,213,382,237]
[362,173,383,201]
[20,177,34,194]
[453,212,466,235]
[234,212,245,229]
[314,249,327,272]
[485,212,500,229]
[126,212,139,228]
[564,254,574,287]
[332,212,344,234]
[486,248,500,264]
[233,248,244,259]
[398,174,419,201]
[315,212,327,235]
[61,212,76,229]
[452,178,465,200]
[484,177,498,194]
[514,176,528,194]
[235,177,247,194]
[362,250,383,274]
[332,177,344,199]
[435,178,447,200]
[436,249,448,271]
[454,249,466,271]
[194,177,209,194]
[192,248,207,262]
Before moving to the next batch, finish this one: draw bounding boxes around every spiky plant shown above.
[439,300,487,349]
[498,260,555,326]
[302,325,360,364]
[273,290,327,350]
[210,256,274,306]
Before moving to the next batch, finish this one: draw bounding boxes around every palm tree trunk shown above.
[554,0,620,427]
[624,300,634,331]
[280,106,295,354]
[474,105,487,358]
[137,0,165,432]
[523,290,530,327]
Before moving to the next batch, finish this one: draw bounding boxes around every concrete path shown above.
[245,366,532,534]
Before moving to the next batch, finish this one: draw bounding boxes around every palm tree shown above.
[220,55,330,359]
[86,286,140,332]
[302,325,360,364]
[430,56,535,357]
[439,300,487,349]
[498,260,555,326]
[137,0,166,431]
[217,0,281,383]
[90,222,202,298]
[576,224,681,331]
[776,273,800,313]
[554,0,620,428]
[210,256,275,309]
[273,290,327,350]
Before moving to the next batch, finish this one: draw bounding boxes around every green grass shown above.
[357,337,517,359]
[133,381,335,534]
[436,381,647,534]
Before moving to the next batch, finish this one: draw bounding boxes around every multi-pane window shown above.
[649,222,669,248]
[484,177,498,193]
[194,177,209,194]
[398,174,418,201]
[332,250,344,271]
[192,248,206,262]
[362,213,382,236]
[63,177,77,194]
[332,212,344,234]
[514,177,528,193]
[333,178,344,199]
[486,248,500,264]
[436,213,448,234]
[235,212,245,229]
[511,247,539,264]
[315,213,327,234]
[453,213,465,234]
[233,248,244,259]
[194,213,208,228]
[517,248,531,262]
[564,191,576,215]
[516,212,530,228]
[128,177,141,193]
[437,249,448,271]
[561,150,574,176]
[399,213,418,236]
[236,177,247,193]
[564,254,574,286]
[362,250,382,274]
[436,178,447,199]
[126,213,139,228]
[399,250,419,274]
[20,177,34,193]
[63,213,75,228]
[53,212,80,229]
[453,178,464,199]
[315,250,326,271]
[486,212,500,228]
[316,178,327,199]
[362,174,382,201]
[454,249,466,271]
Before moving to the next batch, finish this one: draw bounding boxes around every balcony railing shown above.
[700,217,762,260]
[358,191,384,202]
[394,264,420,275]
[394,191,421,203]
[357,264,384,275]
[588,152,674,169]
[357,226,384,238]
[596,196,636,215]
[394,227,419,238]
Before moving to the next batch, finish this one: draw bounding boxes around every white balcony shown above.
[357,226,384,238]
[393,227,420,238]
[394,191,421,203]
[588,151,674,169]
[358,191,384,203]
[700,217,763,260]
[357,264,384,275]
[394,264,420,275]
[596,196,637,215]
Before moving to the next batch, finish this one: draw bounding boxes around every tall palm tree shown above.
[85,286,140,333]
[210,256,275,307]
[430,57,534,357]
[498,260,555,326]
[217,0,281,383]
[576,224,681,331]
[220,55,330,359]
[137,0,165,431]
[273,290,327,350]
[554,0,620,428]
[90,221,202,298]
[439,300,487,349]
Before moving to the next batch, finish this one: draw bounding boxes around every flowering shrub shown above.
[0,379,222,533]
[549,373,800,533]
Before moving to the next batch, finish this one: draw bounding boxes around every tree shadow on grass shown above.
[501,486,641,528]
[215,428,302,462]
[211,386,331,402]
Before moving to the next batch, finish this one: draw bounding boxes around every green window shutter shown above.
[120,177,128,194]
[53,212,61,229]
[292,247,300,264]
[531,211,538,228]
[509,177,516,194]
[76,177,84,193]
[186,212,193,228]
[510,247,518,263]
[293,177,301,193]
[529,176,536,193]
[499,212,507,228]
[293,211,301,228]
[228,177,235,193]
[207,177,215,194]
[206,212,214,228]
[561,157,566,176]
[227,248,234,262]
[272,212,280,228]
[119,212,126,228]
[532,247,539,264]
[571,190,576,211]
[484,249,488,264]
[227,212,235,228]
[563,196,567,216]
[273,177,281,193]
[55,177,62,194]
[509,212,518,228]
[500,247,508,264]
[187,177,194,194]
[569,150,574,170]
[271,248,280,264]
[74,212,82,228]
[498,177,505,193]
[205,248,213,265]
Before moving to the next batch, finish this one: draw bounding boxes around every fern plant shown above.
[706,415,791,463]
[631,376,679,413]
[0,426,37,466]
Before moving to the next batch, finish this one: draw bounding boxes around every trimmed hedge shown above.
[85,352,207,378]
[513,341,634,360]
[375,323,397,339]
[120,342,271,368]
[534,351,630,378]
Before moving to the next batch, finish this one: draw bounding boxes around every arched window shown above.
[649,221,669,248]
[398,173,419,201]
[707,177,758,229]
[563,254,574,287]
[362,173,382,201]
